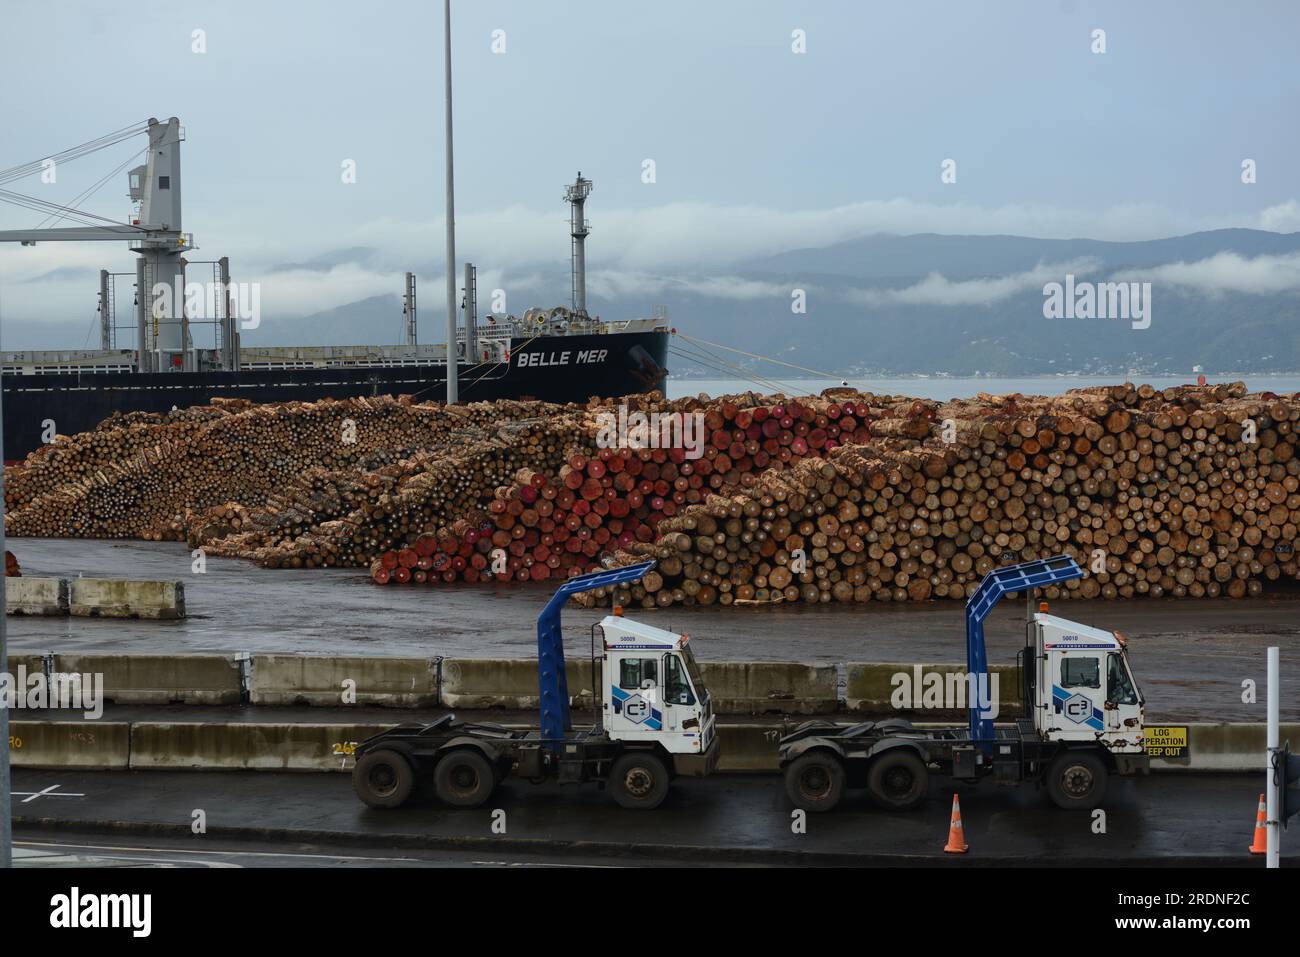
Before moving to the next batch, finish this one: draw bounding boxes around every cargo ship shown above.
[0,116,668,459]
[0,319,669,459]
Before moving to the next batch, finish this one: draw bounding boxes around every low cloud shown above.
[1260,201,1300,234]
[237,264,554,320]
[5,195,1299,324]
[586,270,790,302]
[843,258,1101,308]
[1115,251,1300,296]
[212,196,1298,276]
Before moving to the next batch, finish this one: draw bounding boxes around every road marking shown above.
[15,840,625,867]
[11,784,86,803]
[470,860,623,868]
[15,840,423,865]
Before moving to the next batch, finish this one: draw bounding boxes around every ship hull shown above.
[2,330,668,459]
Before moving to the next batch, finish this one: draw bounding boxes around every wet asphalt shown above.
[7,766,1281,866]
[5,538,1299,721]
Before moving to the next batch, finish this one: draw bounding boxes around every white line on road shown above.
[470,861,623,868]
[15,839,424,865]
[15,840,626,867]
[11,785,86,803]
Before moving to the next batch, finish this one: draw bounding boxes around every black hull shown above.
[2,330,669,460]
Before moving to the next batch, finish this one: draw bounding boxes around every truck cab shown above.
[1031,613,1145,758]
[351,561,720,812]
[598,615,716,774]
[778,556,1151,814]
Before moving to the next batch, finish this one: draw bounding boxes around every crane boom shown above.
[536,561,656,747]
[964,555,1084,746]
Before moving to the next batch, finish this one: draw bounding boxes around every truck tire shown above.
[353,749,416,809]
[784,751,845,812]
[1047,751,1108,810]
[866,750,928,811]
[609,752,671,810]
[434,749,496,808]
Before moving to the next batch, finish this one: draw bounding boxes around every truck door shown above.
[1104,652,1142,737]
[608,655,662,738]
[1047,650,1106,741]
[661,652,697,733]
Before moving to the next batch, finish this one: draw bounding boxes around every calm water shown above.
[665,375,1300,402]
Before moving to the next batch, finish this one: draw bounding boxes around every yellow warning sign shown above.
[1145,726,1189,758]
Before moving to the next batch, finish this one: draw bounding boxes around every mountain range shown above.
[6,228,1300,377]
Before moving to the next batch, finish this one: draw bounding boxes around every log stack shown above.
[367,395,876,584]
[6,380,1299,605]
[579,381,1300,607]
[3,395,580,545]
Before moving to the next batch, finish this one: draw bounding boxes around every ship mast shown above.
[566,173,593,317]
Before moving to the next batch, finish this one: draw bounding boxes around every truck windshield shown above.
[664,653,695,706]
[1107,652,1140,705]
[670,647,712,707]
[682,645,707,699]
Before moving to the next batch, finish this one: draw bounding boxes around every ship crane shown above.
[0,117,216,373]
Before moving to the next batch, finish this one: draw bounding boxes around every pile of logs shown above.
[7,380,1300,605]
[366,395,873,583]
[206,421,588,569]
[577,382,1300,607]
[3,395,581,544]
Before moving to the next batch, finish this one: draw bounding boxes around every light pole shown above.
[0,285,10,868]
[443,0,459,405]
[1267,645,1279,867]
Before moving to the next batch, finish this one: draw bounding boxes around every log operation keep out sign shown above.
[1145,726,1189,758]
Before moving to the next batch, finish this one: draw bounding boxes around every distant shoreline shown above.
[664,373,1300,401]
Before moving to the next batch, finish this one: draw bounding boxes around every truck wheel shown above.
[353,749,415,809]
[609,752,671,809]
[784,752,845,812]
[434,749,496,808]
[866,750,928,810]
[1047,751,1108,810]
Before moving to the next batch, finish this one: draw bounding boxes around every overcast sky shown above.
[1,0,1297,330]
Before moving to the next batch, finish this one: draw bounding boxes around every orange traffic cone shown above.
[1249,793,1268,855]
[944,794,969,854]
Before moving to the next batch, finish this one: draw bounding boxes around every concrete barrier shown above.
[845,662,1021,717]
[5,577,69,616]
[56,653,242,705]
[251,655,439,707]
[698,661,838,715]
[5,653,50,682]
[129,722,390,771]
[1150,722,1300,772]
[69,578,185,619]
[442,659,836,714]
[440,658,596,710]
[6,717,1289,774]
[8,721,131,770]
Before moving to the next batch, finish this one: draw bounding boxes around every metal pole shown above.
[99,269,112,350]
[135,257,149,373]
[1,283,11,868]
[219,256,235,370]
[443,0,459,404]
[1267,645,1279,868]
[463,262,477,361]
